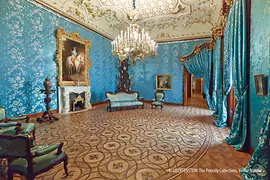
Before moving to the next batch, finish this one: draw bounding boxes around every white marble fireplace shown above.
[58,86,92,114]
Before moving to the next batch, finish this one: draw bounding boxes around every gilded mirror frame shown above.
[56,27,92,86]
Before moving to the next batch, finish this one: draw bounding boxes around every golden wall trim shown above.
[33,0,113,41]
[180,42,211,61]
[179,0,234,61]
[156,35,212,44]
[56,27,92,86]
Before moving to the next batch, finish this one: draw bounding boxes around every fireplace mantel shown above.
[58,86,92,114]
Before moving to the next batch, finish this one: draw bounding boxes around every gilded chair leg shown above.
[64,157,69,176]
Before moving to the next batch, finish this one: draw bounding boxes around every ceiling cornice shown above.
[156,35,212,43]
[31,0,221,43]
[33,0,114,40]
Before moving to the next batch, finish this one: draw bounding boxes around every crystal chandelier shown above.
[111,0,157,64]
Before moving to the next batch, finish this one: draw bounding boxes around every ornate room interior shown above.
[0,0,269,179]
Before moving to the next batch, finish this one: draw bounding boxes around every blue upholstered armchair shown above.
[151,91,165,110]
[0,134,68,180]
[0,107,35,139]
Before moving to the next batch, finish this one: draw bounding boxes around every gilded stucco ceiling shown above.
[34,0,221,42]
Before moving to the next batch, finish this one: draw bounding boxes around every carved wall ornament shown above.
[179,42,211,61]
[56,27,92,86]
[179,0,234,61]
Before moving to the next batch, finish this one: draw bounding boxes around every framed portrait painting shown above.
[56,27,92,86]
[156,74,172,90]
[254,74,266,96]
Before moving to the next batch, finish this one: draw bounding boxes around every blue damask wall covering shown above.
[0,0,118,117]
[249,1,270,149]
[130,39,209,104]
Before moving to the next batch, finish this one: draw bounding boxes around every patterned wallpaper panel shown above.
[249,0,270,149]
[129,39,209,104]
[0,0,118,117]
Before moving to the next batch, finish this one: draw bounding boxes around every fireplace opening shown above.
[69,92,85,112]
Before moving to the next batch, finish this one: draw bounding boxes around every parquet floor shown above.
[180,94,251,180]
[3,96,250,180]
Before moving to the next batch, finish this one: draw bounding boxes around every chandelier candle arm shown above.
[111,0,157,63]
[111,21,157,63]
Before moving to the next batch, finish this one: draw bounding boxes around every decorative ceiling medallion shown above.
[98,0,192,23]
[33,0,221,42]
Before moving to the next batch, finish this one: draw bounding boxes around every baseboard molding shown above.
[27,102,106,119]
[25,101,184,117]
[142,100,183,106]
[164,102,184,106]
[92,101,106,107]
[27,110,58,119]
[92,100,183,107]
[142,100,152,103]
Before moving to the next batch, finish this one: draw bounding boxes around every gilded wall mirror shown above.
[56,27,92,86]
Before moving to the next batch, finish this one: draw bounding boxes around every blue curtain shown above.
[184,51,205,78]
[211,38,222,114]
[225,0,248,150]
[184,48,214,110]
[240,111,270,179]
[213,21,235,128]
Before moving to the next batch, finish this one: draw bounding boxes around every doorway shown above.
[183,67,208,109]
[191,76,203,98]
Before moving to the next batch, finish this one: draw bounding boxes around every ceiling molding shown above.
[33,0,114,40]
[32,0,221,42]
[156,35,212,43]
[97,0,193,23]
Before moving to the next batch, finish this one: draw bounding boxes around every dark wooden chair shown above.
[0,134,68,180]
[151,91,165,110]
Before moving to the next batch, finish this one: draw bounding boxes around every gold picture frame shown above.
[254,74,266,96]
[56,27,92,86]
[156,74,172,90]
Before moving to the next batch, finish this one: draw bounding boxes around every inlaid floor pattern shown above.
[11,103,250,180]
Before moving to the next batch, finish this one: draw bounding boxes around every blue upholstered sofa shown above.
[105,92,144,111]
